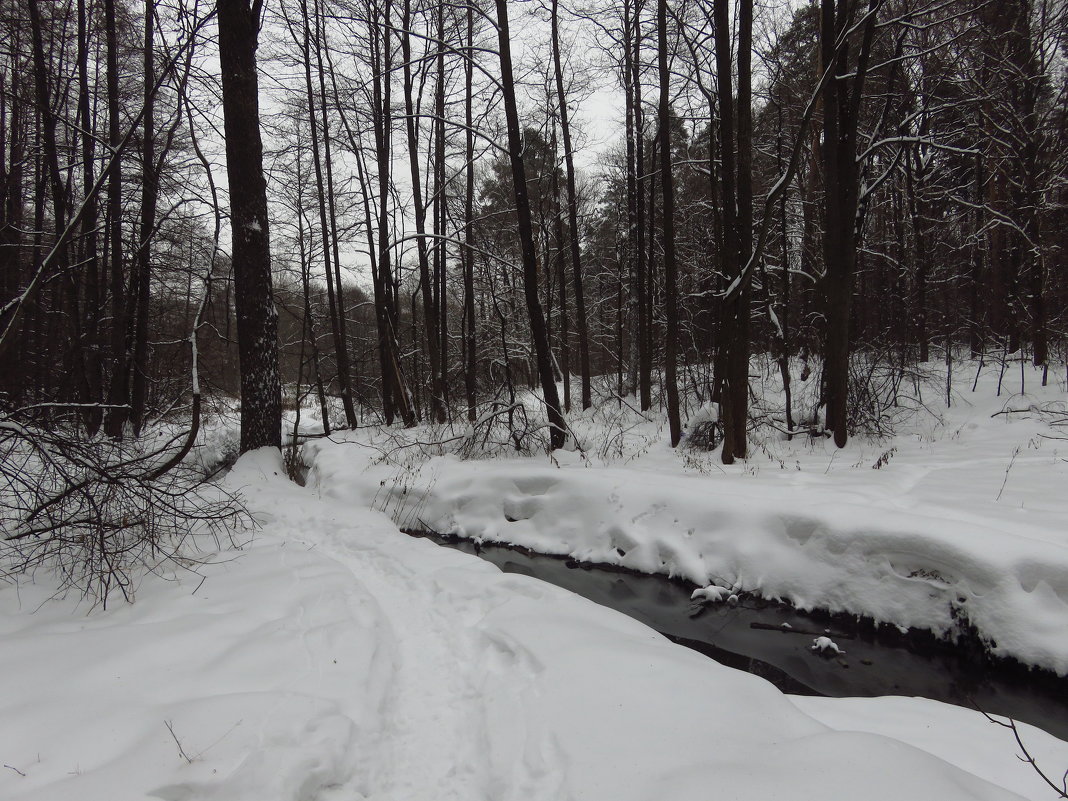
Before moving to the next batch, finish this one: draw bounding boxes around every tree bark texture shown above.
[218,0,282,452]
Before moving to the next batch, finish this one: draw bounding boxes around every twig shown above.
[4,764,26,777]
[749,621,855,639]
[995,447,1019,502]
[991,408,1035,418]
[165,720,194,764]
[973,703,1068,798]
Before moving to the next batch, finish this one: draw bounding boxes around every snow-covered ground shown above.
[2,447,1066,800]
[2,356,1067,799]
[306,358,1068,675]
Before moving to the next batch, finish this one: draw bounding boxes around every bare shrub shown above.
[846,349,932,439]
[1,419,249,606]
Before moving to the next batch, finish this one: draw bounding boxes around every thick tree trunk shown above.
[633,7,652,411]
[218,0,282,452]
[623,1,639,398]
[820,0,877,448]
[714,0,753,463]
[1011,0,1046,367]
[434,0,449,414]
[733,0,753,458]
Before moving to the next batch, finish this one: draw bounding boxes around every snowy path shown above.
[228,455,569,801]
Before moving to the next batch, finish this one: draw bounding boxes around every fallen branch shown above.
[974,703,1068,798]
[749,621,856,639]
[164,720,195,764]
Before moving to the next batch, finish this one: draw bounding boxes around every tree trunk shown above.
[313,0,359,427]
[218,0,282,452]
[295,167,331,435]
[463,2,478,422]
[76,0,101,434]
[633,6,652,411]
[372,0,414,427]
[905,147,930,362]
[713,0,748,462]
[495,0,566,450]
[401,0,445,423]
[130,0,155,433]
[434,0,449,414]
[658,0,681,447]
[551,0,591,411]
[103,0,127,438]
[820,0,878,448]
[295,0,358,429]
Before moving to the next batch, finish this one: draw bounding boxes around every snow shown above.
[793,695,1068,801]
[812,635,846,654]
[304,359,1068,674]
[1,445,1061,800]
[2,358,1067,799]
[691,584,732,603]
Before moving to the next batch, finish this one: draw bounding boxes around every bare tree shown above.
[218,0,282,452]
[658,0,681,446]
[550,0,592,411]
[494,0,566,449]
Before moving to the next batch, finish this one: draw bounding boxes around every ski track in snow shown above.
[249,477,564,801]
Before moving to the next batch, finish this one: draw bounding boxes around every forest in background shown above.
[0,0,1065,461]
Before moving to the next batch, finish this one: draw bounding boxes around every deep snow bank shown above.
[305,365,1068,675]
[312,450,1068,675]
[1,449,1061,800]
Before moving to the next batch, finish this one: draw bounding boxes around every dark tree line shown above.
[1,0,1065,461]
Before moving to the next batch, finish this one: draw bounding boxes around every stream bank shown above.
[406,528,1068,742]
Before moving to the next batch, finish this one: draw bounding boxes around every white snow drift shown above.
[305,361,1068,675]
[2,448,1064,800]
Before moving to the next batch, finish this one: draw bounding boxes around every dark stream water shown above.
[407,530,1068,742]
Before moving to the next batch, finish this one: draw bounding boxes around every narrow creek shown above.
[406,530,1068,742]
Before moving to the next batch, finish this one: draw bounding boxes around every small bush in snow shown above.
[684,403,722,451]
